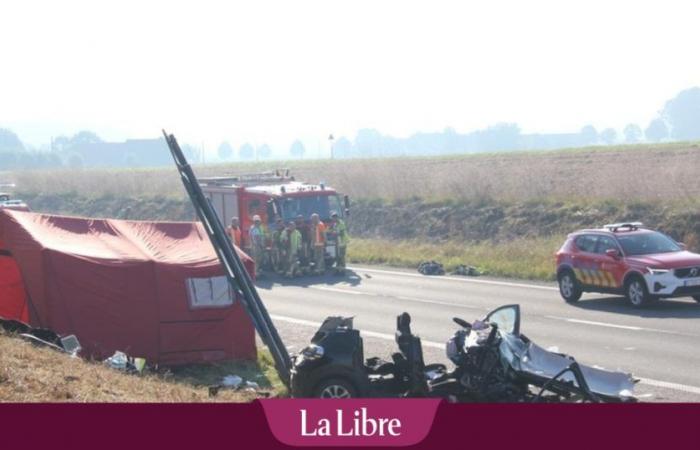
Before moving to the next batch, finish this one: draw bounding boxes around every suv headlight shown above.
[647,267,670,275]
[300,344,324,360]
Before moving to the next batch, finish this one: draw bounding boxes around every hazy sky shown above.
[1,0,699,152]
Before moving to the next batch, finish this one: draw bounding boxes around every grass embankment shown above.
[7,141,700,282]
[0,332,283,402]
[348,236,564,281]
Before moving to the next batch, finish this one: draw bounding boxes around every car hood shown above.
[626,251,700,269]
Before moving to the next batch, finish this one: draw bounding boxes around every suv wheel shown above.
[558,270,582,303]
[626,276,652,307]
[314,378,357,399]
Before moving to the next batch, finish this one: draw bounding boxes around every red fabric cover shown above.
[0,209,256,364]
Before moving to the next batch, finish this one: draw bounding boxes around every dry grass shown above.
[0,332,263,403]
[7,141,700,203]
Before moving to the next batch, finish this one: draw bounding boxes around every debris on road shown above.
[222,374,243,388]
[418,260,445,275]
[450,264,481,277]
[104,351,146,373]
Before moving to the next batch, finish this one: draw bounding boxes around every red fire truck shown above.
[200,171,349,256]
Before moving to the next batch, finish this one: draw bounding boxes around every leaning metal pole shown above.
[163,130,291,387]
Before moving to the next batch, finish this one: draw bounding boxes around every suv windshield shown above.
[616,232,681,256]
[278,195,342,222]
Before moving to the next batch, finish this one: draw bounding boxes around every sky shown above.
[1,0,699,155]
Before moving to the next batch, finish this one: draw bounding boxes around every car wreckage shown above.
[163,131,638,403]
[290,305,637,402]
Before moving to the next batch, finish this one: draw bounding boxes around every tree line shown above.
[1,87,699,169]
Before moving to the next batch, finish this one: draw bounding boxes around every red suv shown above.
[555,223,700,307]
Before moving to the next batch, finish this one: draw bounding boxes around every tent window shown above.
[186,276,235,308]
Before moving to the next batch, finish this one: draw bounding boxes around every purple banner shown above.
[260,399,441,446]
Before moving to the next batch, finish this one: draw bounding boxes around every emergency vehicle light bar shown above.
[604,222,643,232]
[199,170,294,187]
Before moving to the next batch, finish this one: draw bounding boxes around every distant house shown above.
[71,137,172,168]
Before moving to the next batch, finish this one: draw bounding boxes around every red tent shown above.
[0,209,256,365]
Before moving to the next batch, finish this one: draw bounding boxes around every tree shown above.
[239,143,255,160]
[645,118,669,142]
[217,141,234,160]
[333,136,353,158]
[52,135,71,152]
[289,140,305,158]
[256,144,272,159]
[661,87,700,140]
[70,130,102,146]
[599,128,617,145]
[579,125,598,145]
[623,124,642,143]
[0,128,25,152]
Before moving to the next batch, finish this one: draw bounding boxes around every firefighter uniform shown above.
[249,216,266,276]
[309,214,327,274]
[329,213,349,274]
[270,219,285,274]
[280,224,302,278]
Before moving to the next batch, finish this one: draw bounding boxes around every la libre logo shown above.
[300,407,402,437]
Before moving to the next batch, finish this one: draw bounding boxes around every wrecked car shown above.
[290,304,637,402]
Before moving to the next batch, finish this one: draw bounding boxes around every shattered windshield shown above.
[616,232,681,256]
[279,195,342,222]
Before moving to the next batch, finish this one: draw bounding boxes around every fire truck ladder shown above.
[163,130,292,387]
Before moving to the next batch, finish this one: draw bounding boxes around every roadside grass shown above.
[169,349,287,396]
[0,332,280,402]
[347,236,564,281]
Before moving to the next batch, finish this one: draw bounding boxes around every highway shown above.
[255,265,700,402]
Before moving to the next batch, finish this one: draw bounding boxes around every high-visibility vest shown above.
[332,219,349,246]
[227,227,242,247]
[312,222,326,246]
[281,229,302,254]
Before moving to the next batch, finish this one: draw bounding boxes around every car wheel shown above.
[625,276,651,307]
[692,295,700,303]
[558,270,582,303]
[314,378,357,399]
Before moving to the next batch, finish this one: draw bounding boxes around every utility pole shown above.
[328,134,335,159]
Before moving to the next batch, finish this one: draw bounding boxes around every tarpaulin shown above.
[0,209,256,364]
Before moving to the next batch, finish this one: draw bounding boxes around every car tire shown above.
[558,270,582,303]
[625,276,652,308]
[692,295,700,303]
[314,378,357,399]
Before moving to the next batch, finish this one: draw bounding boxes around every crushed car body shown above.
[291,304,637,402]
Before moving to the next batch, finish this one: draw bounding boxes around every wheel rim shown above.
[560,275,574,298]
[629,281,644,305]
[320,384,351,399]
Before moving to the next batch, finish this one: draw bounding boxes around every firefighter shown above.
[328,211,349,275]
[249,215,266,276]
[280,221,302,278]
[295,214,310,274]
[270,217,285,274]
[309,213,327,274]
[227,217,242,248]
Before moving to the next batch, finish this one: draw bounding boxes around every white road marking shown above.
[309,285,486,310]
[349,266,558,291]
[270,313,700,397]
[545,316,643,331]
[638,378,700,396]
[545,315,700,338]
[313,286,364,295]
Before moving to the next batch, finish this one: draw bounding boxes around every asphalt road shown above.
[255,265,700,402]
